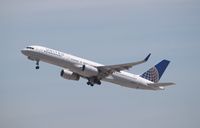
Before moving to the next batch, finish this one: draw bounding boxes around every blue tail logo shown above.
[140,60,170,83]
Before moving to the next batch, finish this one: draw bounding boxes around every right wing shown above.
[96,53,151,79]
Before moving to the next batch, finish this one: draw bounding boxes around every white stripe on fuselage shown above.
[22,45,155,90]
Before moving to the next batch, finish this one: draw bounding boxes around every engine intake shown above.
[60,69,80,80]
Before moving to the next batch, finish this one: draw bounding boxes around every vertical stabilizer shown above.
[140,60,170,83]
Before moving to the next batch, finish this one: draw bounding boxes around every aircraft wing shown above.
[97,53,151,79]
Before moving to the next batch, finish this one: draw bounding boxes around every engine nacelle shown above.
[81,64,99,77]
[60,69,80,80]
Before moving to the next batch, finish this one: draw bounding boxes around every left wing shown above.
[96,53,151,79]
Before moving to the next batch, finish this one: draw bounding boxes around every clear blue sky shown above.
[1,0,200,128]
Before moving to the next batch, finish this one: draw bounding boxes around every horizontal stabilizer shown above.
[148,82,175,87]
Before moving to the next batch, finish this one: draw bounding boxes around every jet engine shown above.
[60,69,80,80]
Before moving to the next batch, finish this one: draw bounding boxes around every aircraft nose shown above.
[21,49,27,55]
[21,49,25,54]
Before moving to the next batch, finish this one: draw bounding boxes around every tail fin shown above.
[140,60,170,83]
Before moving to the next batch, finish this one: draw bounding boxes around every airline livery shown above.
[21,45,175,90]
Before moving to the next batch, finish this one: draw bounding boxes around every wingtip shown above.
[144,53,151,61]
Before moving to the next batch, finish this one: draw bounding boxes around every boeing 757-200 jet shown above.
[21,45,175,90]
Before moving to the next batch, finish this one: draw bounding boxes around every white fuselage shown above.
[21,46,157,90]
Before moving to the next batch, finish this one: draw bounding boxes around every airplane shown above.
[21,45,175,90]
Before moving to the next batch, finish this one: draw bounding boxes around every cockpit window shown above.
[26,47,34,50]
